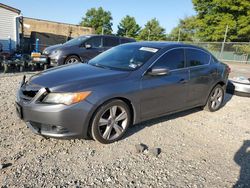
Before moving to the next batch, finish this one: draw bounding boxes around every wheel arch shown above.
[205,80,226,106]
[87,97,136,138]
[64,54,81,64]
[217,81,226,88]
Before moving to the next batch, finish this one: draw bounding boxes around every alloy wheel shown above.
[210,87,223,110]
[98,105,128,141]
[65,57,79,64]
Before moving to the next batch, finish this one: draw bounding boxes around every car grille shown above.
[29,121,69,134]
[20,83,42,102]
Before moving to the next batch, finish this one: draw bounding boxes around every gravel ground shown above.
[0,73,250,188]
[225,62,250,78]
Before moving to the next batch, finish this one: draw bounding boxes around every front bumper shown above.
[227,80,250,97]
[16,87,94,138]
[48,56,65,67]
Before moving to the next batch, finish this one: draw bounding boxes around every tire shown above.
[90,100,131,144]
[64,55,80,64]
[205,84,224,112]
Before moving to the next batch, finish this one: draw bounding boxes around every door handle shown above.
[179,78,188,84]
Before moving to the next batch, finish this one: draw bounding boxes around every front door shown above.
[140,48,189,120]
[81,36,103,60]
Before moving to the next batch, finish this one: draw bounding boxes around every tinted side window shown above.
[103,37,120,47]
[86,37,102,48]
[211,56,219,64]
[153,49,185,70]
[186,49,210,67]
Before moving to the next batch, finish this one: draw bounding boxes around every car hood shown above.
[29,63,131,92]
[43,44,63,55]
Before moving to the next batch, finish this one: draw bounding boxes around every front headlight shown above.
[50,50,61,59]
[43,50,48,55]
[42,91,91,105]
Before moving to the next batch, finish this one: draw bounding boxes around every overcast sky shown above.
[1,0,196,33]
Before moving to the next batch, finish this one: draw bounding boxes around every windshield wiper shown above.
[90,63,110,69]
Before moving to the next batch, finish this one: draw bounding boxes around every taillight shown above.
[226,66,231,74]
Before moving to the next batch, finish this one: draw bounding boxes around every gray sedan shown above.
[16,42,230,144]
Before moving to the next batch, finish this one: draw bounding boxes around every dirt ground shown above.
[0,67,250,187]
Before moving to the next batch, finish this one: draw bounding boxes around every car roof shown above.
[125,41,204,50]
[80,34,135,40]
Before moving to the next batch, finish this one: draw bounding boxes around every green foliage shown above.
[138,18,166,41]
[80,7,113,34]
[117,16,140,38]
[192,0,250,42]
[169,16,198,41]
[233,45,250,55]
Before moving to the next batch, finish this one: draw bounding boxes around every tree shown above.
[117,15,140,38]
[80,7,113,34]
[192,0,250,42]
[169,16,198,41]
[138,18,166,41]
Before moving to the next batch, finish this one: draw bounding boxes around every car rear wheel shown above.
[64,55,80,64]
[205,85,224,112]
[91,100,131,144]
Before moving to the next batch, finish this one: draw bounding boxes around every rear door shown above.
[140,48,189,120]
[185,48,214,106]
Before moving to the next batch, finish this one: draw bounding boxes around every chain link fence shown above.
[183,42,250,64]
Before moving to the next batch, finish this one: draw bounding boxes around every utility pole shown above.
[177,28,181,42]
[148,29,151,41]
[102,27,104,35]
[220,25,229,59]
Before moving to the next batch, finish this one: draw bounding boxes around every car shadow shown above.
[222,93,233,108]
[124,93,233,140]
[234,140,250,188]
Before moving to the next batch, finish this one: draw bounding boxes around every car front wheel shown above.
[205,84,224,112]
[64,55,80,64]
[91,100,131,144]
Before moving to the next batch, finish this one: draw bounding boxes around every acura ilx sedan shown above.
[16,42,230,144]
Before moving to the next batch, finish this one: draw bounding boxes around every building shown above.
[23,17,94,39]
[22,17,94,52]
[0,3,94,53]
[0,3,21,52]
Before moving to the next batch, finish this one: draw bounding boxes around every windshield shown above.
[64,36,88,46]
[88,45,159,71]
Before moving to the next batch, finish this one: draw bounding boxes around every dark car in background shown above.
[16,42,230,144]
[43,35,135,66]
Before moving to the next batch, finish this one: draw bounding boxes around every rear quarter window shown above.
[186,49,211,67]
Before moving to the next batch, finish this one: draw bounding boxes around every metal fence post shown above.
[220,25,229,59]
[35,38,40,52]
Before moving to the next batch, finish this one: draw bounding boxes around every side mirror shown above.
[85,44,92,49]
[147,67,170,76]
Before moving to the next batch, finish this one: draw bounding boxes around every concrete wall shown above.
[22,17,94,38]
